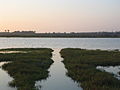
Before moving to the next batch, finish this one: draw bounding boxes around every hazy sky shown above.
[0,0,120,32]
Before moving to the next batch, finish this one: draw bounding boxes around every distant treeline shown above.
[0,31,120,38]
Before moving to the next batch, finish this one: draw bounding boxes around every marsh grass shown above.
[0,48,53,90]
[60,48,120,90]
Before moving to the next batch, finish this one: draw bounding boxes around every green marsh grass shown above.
[0,48,53,90]
[60,48,120,90]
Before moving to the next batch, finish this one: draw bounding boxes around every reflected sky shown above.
[97,66,120,80]
[35,48,82,90]
[0,62,17,90]
[0,38,120,90]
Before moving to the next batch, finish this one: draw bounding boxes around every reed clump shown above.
[60,48,120,90]
[0,48,53,90]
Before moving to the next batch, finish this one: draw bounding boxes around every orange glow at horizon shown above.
[0,0,120,32]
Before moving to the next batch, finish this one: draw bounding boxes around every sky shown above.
[0,0,120,32]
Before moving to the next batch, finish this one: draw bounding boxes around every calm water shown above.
[0,38,120,49]
[97,66,120,80]
[0,38,120,90]
[35,49,82,90]
[0,62,16,90]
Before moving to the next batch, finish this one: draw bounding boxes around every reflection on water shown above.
[0,38,120,50]
[97,66,120,80]
[0,62,16,90]
[0,38,120,90]
[0,51,27,54]
[35,48,82,90]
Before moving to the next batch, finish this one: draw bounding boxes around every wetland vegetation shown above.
[60,48,120,90]
[0,48,53,90]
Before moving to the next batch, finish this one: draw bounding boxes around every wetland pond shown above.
[97,66,120,80]
[0,62,17,90]
[0,38,120,90]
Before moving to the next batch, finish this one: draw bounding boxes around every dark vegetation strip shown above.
[60,48,120,90]
[0,48,54,90]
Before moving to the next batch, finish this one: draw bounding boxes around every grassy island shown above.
[0,48,53,90]
[60,48,120,90]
